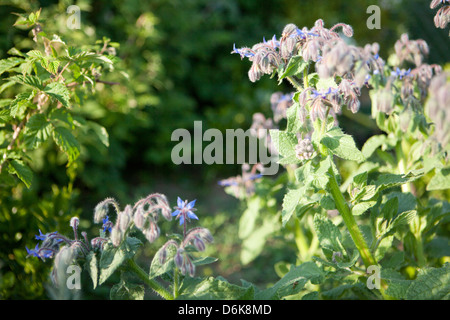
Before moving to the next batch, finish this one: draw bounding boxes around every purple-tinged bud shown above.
[186,258,195,277]
[70,217,79,229]
[342,24,354,37]
[248,62,262,82]
[282,23,298,38]
[111,227,122,247]
[193,237,206,252]
[174,248,184,269]
[133,207,145,230]
[281,37,296,59]
[143,222,160,243]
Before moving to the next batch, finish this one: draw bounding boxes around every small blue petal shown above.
[188,211,199,220]
[179,215,185,225]
[172,210,181,217]
[186,199,196,210]
[177,197,184,208]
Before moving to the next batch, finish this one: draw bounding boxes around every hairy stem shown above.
[127,259,174,300]
[327,166,377,268]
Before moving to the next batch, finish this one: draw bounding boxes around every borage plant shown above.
[227,18,449,299]
[26,193,216,300]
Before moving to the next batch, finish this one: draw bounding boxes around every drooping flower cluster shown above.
[159,227,213,277]
[270,92,295,123]
[430,0,450,34]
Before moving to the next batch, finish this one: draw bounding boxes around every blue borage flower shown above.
[172,197,199,225]
[391,67,412,79]
[102,215,113,233]
[231,44,255,58]
[311,87,339,99]
[291,27,319,39]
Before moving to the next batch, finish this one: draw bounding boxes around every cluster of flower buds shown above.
[298,87,340,122]
[394,33,429,68]
[430,0,450,33]
[159,227,213,277]
[425,71,450,148]
[295,138,315,161]
[218,163,264,198]
[93,194,172,246]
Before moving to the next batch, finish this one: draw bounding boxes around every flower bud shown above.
[118,206,132,232]
[111,227,122,247]
[70,217,79,229]
[174,248,184,269]
[193,237,206,252]
[143,221,160,243]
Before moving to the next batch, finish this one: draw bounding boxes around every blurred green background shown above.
[0,0,448,299]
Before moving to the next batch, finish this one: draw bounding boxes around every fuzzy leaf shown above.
[178,276,254,300]
[427,168,450,191]
[44,82,71,108]
[321,127,365,162]
[99,237,142,285]
[8,159,33,188]
[110,279,145,300]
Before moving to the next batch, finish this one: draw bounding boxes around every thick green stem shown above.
[286,76,303,91]
[327,166,377,268]
[173,268,180,299]
[127,259,174,300]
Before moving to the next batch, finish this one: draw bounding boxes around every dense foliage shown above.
[0,0,448,300]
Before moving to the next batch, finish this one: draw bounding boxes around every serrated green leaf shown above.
[24,113,53,149]
[321,127,365,162]
[313,213,345,257]
[8,75,44,90]
[0,57,23,76]
[8,159,33,188]
[373,171,423,192]
[44,82,71,107]
[269,129,298,158]
[52,126,80,163]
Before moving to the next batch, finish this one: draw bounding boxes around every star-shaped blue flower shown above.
[172,197,198,225]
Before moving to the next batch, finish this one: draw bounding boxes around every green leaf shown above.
[44,82,71,108]
[239,197,261,238]
[110,279,145,300]
[178,276,254,300]
[240,215,279,265]
[84,252,98,289]
[281,187,306,227]
[313,213,345,258]
[321,127,365,162]
[361,134,387,159]
[149,244,177,279]
[278,55,309,83]
[316,77,338,91]
[98,237,142,285]
[351,201,376,216]
[24,113,53,149]
[269,129,298,159]
[427,168,450,191]
[86,121,109,147]
[8,75,44,90]
[52,126,80,163]
[373,170,423,192]
[0,57,23,76]
[8,159,33,188]
[256,262,324,300]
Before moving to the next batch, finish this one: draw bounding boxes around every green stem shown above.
[127,259,174,300]
[327,166,377,268]
[173,268,180,299]
[286,76,303,91]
